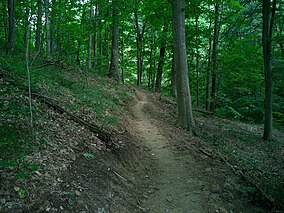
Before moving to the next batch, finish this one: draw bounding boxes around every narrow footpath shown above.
[129,90,266,213]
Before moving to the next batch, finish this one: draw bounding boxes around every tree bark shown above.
[262,0,276,141]
[108,0,119,79]
[88,0,94,69]
[134,8,146,86]
[206,17,213,110]
[172,0,196,135]
[171,51,177,97]
[45,0,51,55]
[155,21,168,93]
[210,3,220,111]
[35,0,43,51]
[195,15,200,107]
[93,1,99,67]
[7,0,15,52]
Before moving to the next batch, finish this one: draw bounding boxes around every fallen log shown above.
[32,93,117,148]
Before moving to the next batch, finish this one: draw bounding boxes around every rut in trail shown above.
[129,90,266,213]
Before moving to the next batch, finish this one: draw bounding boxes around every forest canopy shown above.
[0,0,283,136]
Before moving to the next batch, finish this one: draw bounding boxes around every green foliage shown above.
[83,153,95,159]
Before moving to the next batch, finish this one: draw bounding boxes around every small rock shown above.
[75,190,81,196]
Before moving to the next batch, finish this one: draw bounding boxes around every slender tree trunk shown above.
[134,9,145,86]
[148,34,155,90]
[108,0,119,79]
[7,0,15,52]
[195,15,200,107]
[155,21,168,93]
[206,17,213,110]
[45,0,51,55]
[35,0,43,51]
[172,0,196,135]
[2,1,8,42]
[262,0,276,141]
[93,1,99,67]
[121,22,125,83]
[24,6,33,129]
[210,3,220,111]
[88,0,94,69]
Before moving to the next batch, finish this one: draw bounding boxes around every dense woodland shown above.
[1,0,283,140]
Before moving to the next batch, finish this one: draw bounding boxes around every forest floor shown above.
[1,56,283,212]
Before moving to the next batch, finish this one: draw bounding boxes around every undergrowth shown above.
[0,50,133,181]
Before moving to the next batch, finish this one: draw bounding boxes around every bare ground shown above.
[1,87,281,213]
[127,89,272,212]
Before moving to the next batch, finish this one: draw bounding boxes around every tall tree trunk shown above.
[108,0,119,79]
[24,6,33,129]
[155,21,168,93]
[195,15,200,107]
[2,1,8,42]
[7,0,15,52]
[148,34,155,90]
[134,9,145,86]
[88,0,94,69]
[206,17,213,110]
[171,51,177,97]
[93,1,99,67]
[262,0,276,141]
[210,3,220,111]
[45,0,51,55]
[121,22,125,83]
[172,0,196,135]
[35,0,43,51]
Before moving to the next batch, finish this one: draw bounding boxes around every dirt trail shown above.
[129,90,265,213]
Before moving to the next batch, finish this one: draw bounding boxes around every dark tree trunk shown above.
[45,0,51,55]
[7,0,15,52]
[134,9,146,86]
[35,0,43,51]
[93,1,99,67]
[195,16,200,107]
[206,17,213,110]
[87,0,94,68]
[171,51,177,97]
[148,34,155,90]
[155,21,168,93]
[210,3,220,111]
[108,0,119,79]
[262,0,276,141]
[2,1,8,42]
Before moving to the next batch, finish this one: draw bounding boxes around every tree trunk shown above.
[206,17,213,110]
[262,0,276,141]
[2,1,8,42]
[210,3,220,111]
[87,0,94,69]
[93,1,99,67]
[155,21,168,93]
[108,0,119,79]
[171,51,177,97]
[172,0,196,135]
[195,15,200,107]
[134,9,145,86]
[7,0,15,52]
[148,34,155,90]
[35,0,43,51]
[45,0,51,55]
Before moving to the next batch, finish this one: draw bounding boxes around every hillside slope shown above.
[0,54,283,212]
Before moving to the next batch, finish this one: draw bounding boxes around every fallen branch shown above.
[32,93,118,149]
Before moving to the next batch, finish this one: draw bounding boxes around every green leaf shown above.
[82,153,95,159]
